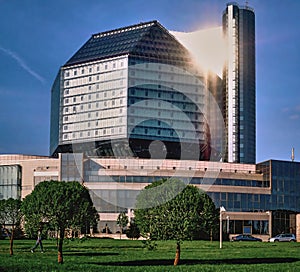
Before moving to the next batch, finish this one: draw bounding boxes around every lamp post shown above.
[220,206,226,249]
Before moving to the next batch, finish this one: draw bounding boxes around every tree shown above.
[126,222,140,240]
[0,198,22,255]
[116,212,128,239]
[21,180,99,264]
[201,193,219,241]
[134,178,217,266]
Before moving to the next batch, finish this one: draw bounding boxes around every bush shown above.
[126,223,140,239]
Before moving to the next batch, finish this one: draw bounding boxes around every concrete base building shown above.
[1,153,299,239]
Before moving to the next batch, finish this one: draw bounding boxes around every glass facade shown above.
[60,153,83,182]
[50,20,223,160]
[258,160,300,212]
[257,160,300,235]
[0,165,22,200]
[227,220,269,235]
[223,4,256,163]
[60,57,128,144]
[50,72,61,156]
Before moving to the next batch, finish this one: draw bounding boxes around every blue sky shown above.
[0,0,299,163]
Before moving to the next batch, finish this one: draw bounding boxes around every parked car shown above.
[232,234,262,242]
[269,233,296,242]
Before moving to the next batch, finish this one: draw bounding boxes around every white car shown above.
[269,233,296,242]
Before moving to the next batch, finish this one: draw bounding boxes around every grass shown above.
[1,238,300,271]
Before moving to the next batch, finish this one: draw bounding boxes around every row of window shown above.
[65,76,125,89]
[63,100,125,114]
[64,88,125,99]
[63,110,124,124]
[129,85,203,103]
[63,116,124,131]
[62,126,125,141]
[64,59,127,78]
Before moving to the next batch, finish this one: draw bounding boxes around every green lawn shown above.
[1,238,300,271]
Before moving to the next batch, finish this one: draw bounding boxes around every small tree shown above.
[0,198,22,255]
[126,222,140,240]
[134,179,206,266]
[116,212,128,239]
[21,180,99,264]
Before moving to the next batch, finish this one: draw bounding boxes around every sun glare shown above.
[171,27,226,78]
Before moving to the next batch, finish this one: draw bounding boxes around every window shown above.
[89,68,92,73]
[74,70,77,76]
[81,69,84,74]
[64,89,69,95]
[73,97,76,103]
[89,77,92,82]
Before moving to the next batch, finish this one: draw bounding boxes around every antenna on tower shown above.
[245,1,249,8]
[291,147,295,162]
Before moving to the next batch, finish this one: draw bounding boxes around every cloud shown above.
[289,114,300,120]
[0,46,45,84]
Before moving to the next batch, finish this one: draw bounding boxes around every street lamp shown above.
[220,206,226,249]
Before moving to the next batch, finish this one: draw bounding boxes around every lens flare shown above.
[171,27,226,78]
